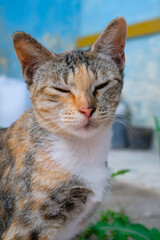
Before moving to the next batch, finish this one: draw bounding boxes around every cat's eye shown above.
[93,81,110,96]
[54,87,70,93]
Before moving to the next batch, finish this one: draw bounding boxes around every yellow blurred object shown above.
[76,17,160,48]
[0,57,8,69]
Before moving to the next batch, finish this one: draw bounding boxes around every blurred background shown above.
[0,0,160,228]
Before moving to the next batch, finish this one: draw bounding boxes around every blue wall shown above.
[79,0,160,36]
[0,0,81,78]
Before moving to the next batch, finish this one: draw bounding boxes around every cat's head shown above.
[13,17,127,139]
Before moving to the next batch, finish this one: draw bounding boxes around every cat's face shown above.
[30,51,123,138]
[13,17,126,138]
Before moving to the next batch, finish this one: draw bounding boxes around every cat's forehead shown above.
[57,52,96,88]
[58,50,96,71]
[57,50,119,77]
[36,50,121,88]
[54,50,120,85]
[61,50,91,62]
[47,50,98,87]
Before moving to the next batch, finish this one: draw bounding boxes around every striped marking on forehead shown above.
[65,50,89,68]
[57,51,97,87]
[67,64,96,90]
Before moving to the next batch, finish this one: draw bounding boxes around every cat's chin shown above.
[68,122,101,139]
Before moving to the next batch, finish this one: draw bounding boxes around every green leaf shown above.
[154,116,160,159]
[148,228,160,240]
[154,116,160,132]
[99,224,152,240]
[112,231,128,240]
[79,210,160,240]
[111,169,130,178]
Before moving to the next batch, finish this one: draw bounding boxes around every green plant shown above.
[79,210,160,240]
[154,116,160,159]
[111,169,130,179]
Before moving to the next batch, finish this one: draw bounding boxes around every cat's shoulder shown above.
[0,127,8,137]
[0,128,7,153]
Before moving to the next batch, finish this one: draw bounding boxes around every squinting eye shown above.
[54,87,70,93]
[93,81,110,96]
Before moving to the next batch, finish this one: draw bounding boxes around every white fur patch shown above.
[48,127,111,240]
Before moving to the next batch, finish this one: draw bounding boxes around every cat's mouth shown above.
[66,119,99,138]
[76,120,98,131]
[83,122,92,129]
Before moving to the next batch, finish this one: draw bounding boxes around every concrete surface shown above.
[108,150,160,194]
[101,150,160,230]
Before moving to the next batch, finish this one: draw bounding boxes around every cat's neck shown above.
[49,128,111,168]
[47,128,111,201]
[47,127,110,176]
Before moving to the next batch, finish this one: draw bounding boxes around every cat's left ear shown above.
[13,32,54,85]
[91,17,127,68]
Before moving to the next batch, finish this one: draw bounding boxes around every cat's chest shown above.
[49,132,110,201]
[47,131,110,239]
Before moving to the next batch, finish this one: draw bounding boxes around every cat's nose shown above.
[79,107,96,118]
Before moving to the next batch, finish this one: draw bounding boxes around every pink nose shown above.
[79,107,96,118]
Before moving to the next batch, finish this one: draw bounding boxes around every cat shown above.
[0,17,126,240]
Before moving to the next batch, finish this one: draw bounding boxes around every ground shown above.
[101,150,160,229]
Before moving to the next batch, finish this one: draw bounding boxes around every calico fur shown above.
[0,17,126,239]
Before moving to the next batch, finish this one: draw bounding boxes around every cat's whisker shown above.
[113,118,133,134]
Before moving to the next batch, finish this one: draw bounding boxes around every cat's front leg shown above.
[2,230,51,240]
[1,220,52,240]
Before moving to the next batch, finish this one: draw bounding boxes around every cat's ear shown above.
[91,17,127,68]
[13,32,54,85]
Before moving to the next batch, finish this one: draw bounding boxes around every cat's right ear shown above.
[13,32,54,85]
